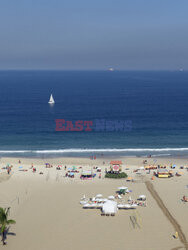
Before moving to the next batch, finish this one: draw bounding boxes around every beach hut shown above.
[110,161,122,173]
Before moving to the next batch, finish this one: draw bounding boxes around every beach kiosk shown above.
[80,170,94,180]
[110,161,122,173]
[157,169,170,178]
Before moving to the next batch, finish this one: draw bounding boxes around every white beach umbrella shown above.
[80,200,88,205]
[83,203,90,208]
[91,203,97,208]
[82,194,86,199]
[139,195,146,200]
[96,203,103,208]
[108,195,115,200]
[139,166,145,170]
[128,196,132,201]
[98,198,103,202]
[118,186,128,190]
[131,204,138,208]
[96,194,103,198]
[124,204,131,209]
[117,204,124,209]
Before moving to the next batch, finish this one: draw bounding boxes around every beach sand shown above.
[0,156,188,250]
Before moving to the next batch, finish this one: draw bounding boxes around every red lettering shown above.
[74,120,83,131]
[84,121,93,131]
[55,119,66,131]
[65,121,74,131]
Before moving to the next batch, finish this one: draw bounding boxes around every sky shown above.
[0,0,188,70]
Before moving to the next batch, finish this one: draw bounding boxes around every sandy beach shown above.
[0,156,188,250]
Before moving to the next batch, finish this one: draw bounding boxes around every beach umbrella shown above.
[83,203,90,208]
[131,204,138,208]
[96,194,103,198]
[118,186,128,190]
[117,204,124,209]
[19,166,23,169]
[139,195,146,200]
[128,196,132,201]
[124,204,131,209]
[178,171,183,175]
[139,166,145,170]
[80,200,87,205]
[97,198,103,203]
[108,195,115,200]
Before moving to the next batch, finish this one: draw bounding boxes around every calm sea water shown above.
[0,70,188,157]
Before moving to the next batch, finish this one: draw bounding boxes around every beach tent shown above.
[102,200,118,214]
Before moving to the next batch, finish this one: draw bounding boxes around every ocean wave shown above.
[0,148,188,154]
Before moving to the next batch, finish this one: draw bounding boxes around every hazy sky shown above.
[0,0,188,70]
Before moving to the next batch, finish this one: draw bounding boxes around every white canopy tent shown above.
[102,200,118,214]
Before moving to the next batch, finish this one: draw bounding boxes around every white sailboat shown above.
[48,94,55,104]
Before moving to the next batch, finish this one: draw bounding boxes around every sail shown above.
[48,94,55,104]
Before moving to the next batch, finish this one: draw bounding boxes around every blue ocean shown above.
[0,70,188,157]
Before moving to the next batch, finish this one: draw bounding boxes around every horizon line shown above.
[0,69,187,72]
